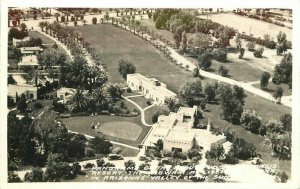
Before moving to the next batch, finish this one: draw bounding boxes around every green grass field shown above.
[129,96,151,109]
[73,24,194,94]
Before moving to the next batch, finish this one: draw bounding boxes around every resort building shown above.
[20,47,44,55]
[143,106,227,153]
[8,84,37,103]
[127,73,177,105]
[13,37,31,47]
[18,55,39,68]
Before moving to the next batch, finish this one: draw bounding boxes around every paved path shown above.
[121,95,153,127]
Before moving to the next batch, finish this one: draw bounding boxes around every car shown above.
[139,155,152,162]
[107,154,124,160]
[179,160,191,166]
[83,163,95,169]
[251,157,263,165]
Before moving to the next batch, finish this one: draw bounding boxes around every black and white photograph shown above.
[1,0,300,188]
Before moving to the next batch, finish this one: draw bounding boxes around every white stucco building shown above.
[13,37,31,47]
[20,47,44,55]
[18,55,39,68]
[56,87,88,104]
[143,106,227,153]
[127,73,177,105]
[8,84,37,103]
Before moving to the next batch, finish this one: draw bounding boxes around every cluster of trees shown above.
[8,110,113,182]
[118,59,137,79]
[272,53,292,88]
[8,27,28,40]
[37,50,67,69]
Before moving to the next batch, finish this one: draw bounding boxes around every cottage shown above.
[8,84,37,103]
[127,73,177,105]
[20,46,44,55]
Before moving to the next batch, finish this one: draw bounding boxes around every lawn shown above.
[113,144,139,157]
[129,96,151,109]
[62,114,150,147]
[73,24,194,94]
[144,105,158,125]
[198,13,292,41]
[28,31,71,62]
[253,82,292,96]
[187,53,265,82]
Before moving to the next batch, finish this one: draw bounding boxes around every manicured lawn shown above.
[28,31,71,62]
[253,82,292,96]
[73,24,194,94]
[99,121,142,141]
[129,96,151,109]
[27,99,53,117]
[112,144,139,157]
[62,114,150,147]
[144,105,158,125]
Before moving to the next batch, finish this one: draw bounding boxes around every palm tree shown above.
[68,89,89,113]
[54,13,60,22]
[38,21,45,32]
[82,19,87,25]
[92,87,108,110]
[65,12,70,22]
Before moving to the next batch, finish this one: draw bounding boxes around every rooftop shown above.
[8,84,37,97]
[127,73,176,97]
[20,47,44,53]
[18,55,38,66]
[165,130,195,142]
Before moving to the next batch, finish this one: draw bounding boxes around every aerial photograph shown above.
[6,8,292,183]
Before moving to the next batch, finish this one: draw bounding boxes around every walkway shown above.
[121,95,153,127]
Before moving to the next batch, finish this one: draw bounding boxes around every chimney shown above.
[207,115,211,131]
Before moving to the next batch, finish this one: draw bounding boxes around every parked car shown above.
[179,160,191,166]
[161,158,172,165]
[83,163,95,169]
[107,154,124,160]
[251,157,263,165]
[139,155,152,162]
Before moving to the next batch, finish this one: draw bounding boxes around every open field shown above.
[73,24,194,94]
[198,13,292,41]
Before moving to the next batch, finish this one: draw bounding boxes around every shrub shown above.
[92,17,97,24]
[61,16,65,22]
[253,47,264,58]
[74,20,77,26]
[146,100,152,105]
[34,102,43,109]
[239,48,245,59]
[246,41,256,51]
[214,49,227,62]
[192,68,199,77]
[218,65,229,77]
[126,88,132,93]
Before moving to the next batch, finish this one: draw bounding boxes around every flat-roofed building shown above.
[18,55,39,68]
[8,84,37,103]
[20,47,44,55]
[127,73,177,105]
[13,37,31,47]
[57,87,88,104]
[143,105,227,153]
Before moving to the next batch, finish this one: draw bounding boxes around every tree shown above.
[205,145,225,161]
[92,87,108,110]
[232,85,246,105]
[164,97,180,112]
[124,160,136,174]
[24,167,44,182]
[155,139,164,151]
[275,171,289,183]
[92,17,97,24]
[217,84,244,124]
[17,94,27,113]
[187,33,212,52]
[179,78,203,106]
[218,65,229,77]
[260,71,271,89]
[8,75,16,85]
[214,49,227,62]
[8,172,22,183]
[152,113,159,123]
[273,87,283,104]
[239,48,245,59]
[204,83,217,103]
[234,33,242,49]
[273,53,292,85]
[67,89,88,113]
[265,119,283,134]
[180,30,187,53]
[246,41,255,51]
[240,110,262,134]
[192,68,199,78]
[230,138,256,160]
[89,136,112,154]
[44,161,74,181]
[118,59,136,79]
[276,31,287,55]
[198,52,212,71]
[280,114,292,132]
[105,83,124,102]
[253,47,264,58]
